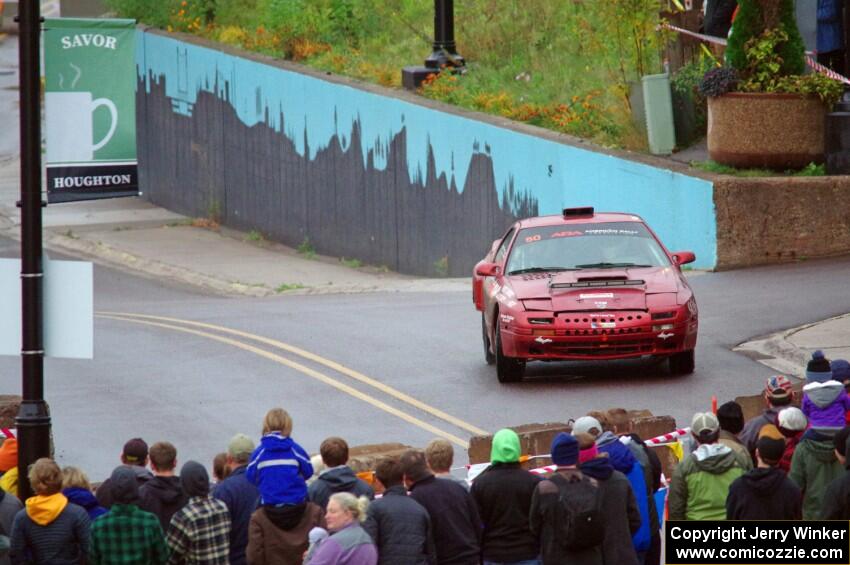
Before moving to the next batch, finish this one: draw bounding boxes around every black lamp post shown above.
[402,0,465,90]
[17,0,52,500]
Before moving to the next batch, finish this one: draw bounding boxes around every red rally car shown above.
[473,207,698,383]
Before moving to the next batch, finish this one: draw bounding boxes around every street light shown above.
[17,0,52,500]
[402,0,466,91]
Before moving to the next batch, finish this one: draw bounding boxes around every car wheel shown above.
[669,349,695,375]
[482,314,496,365]
[495,321,525,383]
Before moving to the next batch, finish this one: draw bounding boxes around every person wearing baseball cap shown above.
[212,433,259,565]
[95,438,153,508]
[668,412,750,521]
[739,375,795,460]
[726,425,802,520]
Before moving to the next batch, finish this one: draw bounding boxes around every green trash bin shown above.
[642,72,676,155]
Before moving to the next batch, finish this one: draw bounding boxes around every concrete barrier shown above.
[467,410,677,465]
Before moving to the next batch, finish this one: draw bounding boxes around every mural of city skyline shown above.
[136,31,716,274]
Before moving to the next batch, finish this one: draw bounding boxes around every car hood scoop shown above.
[548,271,647,311]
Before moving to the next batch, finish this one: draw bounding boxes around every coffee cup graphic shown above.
[46,92,118,163]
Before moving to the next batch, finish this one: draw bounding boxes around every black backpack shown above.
[546,472,605,551]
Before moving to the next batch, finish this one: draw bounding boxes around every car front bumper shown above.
[500,317,697,361]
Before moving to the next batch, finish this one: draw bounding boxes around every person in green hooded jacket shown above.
[471,428,542,565]
[789,426,844,520]
[668,412,750,521]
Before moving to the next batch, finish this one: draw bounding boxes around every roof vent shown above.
[563,207,594,218]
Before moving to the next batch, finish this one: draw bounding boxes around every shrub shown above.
[698,67,739,97]
[726,0,804,76]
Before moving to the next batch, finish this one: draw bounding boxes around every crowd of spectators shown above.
[0,350,849,564]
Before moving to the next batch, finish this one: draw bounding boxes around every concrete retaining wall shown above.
[714,176,850,269]
[135,29,717,276]
[134,29,850,275]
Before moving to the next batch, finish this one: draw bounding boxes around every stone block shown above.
[468,422,571,465]
[0,396,20,429]
[347,443,412,495]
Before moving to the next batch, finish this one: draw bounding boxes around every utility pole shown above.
[17,0,52,501]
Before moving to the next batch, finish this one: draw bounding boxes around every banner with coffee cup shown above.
[44,18,137,203]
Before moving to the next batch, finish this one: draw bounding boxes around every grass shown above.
[108,0,665,150]
[165,219,194,227]
[690,160,827,177]
[62,229,78,239]
[340,257,362,269]
[245,229,265,243]
[297,237,316,259]
[433,255,449,277]
[276,282,306,293]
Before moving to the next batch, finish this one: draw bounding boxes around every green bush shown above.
[726,0,804,76]
[104,0,170,28]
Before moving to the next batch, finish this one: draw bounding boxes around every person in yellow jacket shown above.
[0,438,17,498]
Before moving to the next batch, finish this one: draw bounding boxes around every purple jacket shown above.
[802,381,850,429]
[307,523,377,565]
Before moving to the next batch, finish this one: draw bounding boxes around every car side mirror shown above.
[672,251,696,266]
[475,262,502,277]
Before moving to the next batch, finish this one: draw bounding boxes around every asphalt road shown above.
[3,233,850,481]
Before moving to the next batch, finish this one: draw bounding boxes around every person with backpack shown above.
[577,433,640,565]
[530,433,604,565]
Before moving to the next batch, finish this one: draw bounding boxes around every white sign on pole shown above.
[0,257,93,359]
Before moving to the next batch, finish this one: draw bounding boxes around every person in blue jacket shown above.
[596,430,652,562]
[246,408,314,513]
[818,0,846,74]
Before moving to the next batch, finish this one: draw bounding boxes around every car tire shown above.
[495,321,525,383]
[482,314,496,365]
[669,349,695,375]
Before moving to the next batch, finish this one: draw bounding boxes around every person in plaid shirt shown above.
[90,466,170,564]
[166,461,231,565]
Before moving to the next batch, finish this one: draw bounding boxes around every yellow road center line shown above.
[97,311,487,436]
[99,314,470,448]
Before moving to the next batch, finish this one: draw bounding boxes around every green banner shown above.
[44,18,138,202]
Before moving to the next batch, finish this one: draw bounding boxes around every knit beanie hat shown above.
[550,433,579,467]
[831,359,850,383]
[110,465,140,505]
[0,438,17,473]
[571,416,603,438]
[180,460,210,497]
[716,401,745,435]
[756,425,786,465]
[764,375,793,405]
[778,407,808,432]
[807,350,833,383]
[490,429,521,464]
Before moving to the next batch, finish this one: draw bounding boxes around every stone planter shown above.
[707,92,827,169]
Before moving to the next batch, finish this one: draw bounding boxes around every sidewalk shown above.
[736,314,850,380]
[0,155,468,296]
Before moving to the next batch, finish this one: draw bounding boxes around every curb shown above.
[0,224,467,298]
[734,313,850,378]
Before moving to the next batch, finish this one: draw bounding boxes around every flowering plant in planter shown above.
[699,0,842,169]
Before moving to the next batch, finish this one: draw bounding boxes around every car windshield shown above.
[506,222,670,274]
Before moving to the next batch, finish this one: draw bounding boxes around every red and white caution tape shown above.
[659,22,727,45]
[806,55,850,85]
[661,22,850,85]
[1,428,15,439]
[645,427,690,445]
